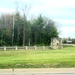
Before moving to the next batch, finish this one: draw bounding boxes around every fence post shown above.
[42,46,45,50]
[34,46,37,50]
[25,46,28,50]
[15,46,17,50]
[4,46,6,51]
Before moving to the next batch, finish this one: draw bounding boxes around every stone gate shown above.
[50,38,63,49]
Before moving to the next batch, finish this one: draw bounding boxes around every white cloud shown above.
[7,0,75,9]
[2,0,75,16]
[59,26,75,38]
[16,0,75,18]
[27,5,75,19]
[19,0,75,8]
[54,19,75,25]
[52,11,75,16]
[0,8,15,14]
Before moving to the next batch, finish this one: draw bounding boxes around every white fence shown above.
[0,44,75,51]
[62,44,75,47]
[0,46,51,51]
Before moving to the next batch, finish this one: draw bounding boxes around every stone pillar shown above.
[50,38,63,49]
[42,46,45,50]
[15,46,17,50]
[25,46,28,50]
[4,46,6,51]
[34,46,37,50]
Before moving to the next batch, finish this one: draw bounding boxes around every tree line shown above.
[0,12,59,46]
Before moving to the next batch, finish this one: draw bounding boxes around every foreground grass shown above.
[0,47,75,68]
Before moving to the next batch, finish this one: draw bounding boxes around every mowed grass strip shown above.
[0,47,75,68]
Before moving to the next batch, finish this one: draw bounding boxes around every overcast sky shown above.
[0,0,75,38]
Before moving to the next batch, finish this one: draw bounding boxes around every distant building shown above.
[66,40,72,44]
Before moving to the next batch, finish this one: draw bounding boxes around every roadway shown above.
[0,73,75,75]
[0,68,75,75]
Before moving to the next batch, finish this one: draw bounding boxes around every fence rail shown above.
[0,46,51,51]
[62,44,75,47]
[0,44,75,51]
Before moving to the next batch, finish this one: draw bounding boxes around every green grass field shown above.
[0,47,75,68]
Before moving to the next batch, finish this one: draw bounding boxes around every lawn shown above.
[0,47,75,68]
